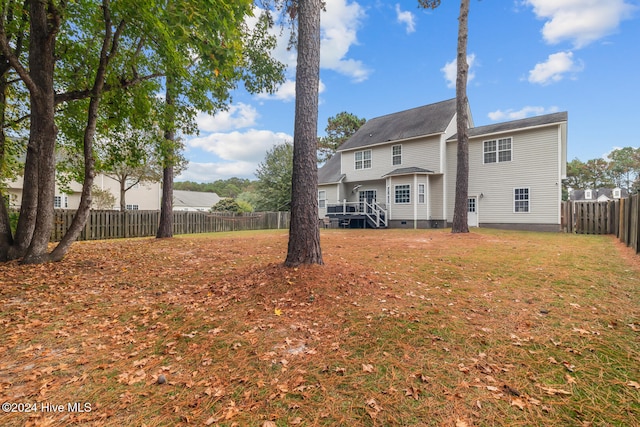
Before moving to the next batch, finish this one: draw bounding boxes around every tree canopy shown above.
[255,142,293,212]
[0,0,284,262]
[564,147,640,195]
[317,112,366,163]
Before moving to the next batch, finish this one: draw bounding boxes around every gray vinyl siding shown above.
[341,135,443,180]
[445,126,561,225]
[385,175,429,221]
[318,184,339,218]
[429,175,444,219]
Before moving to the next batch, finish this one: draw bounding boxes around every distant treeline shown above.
[174,178,255,198]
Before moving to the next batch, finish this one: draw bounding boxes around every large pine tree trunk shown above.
[284,0,323,267]
[451,0,470,234]
[21,0,59,264]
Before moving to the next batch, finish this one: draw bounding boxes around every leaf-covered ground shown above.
[0,228,639,427]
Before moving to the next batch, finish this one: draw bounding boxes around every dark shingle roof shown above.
[338,99,457,151]
[447,111,567,141]
[382,167,434,177]
[569,188,628,201]
[318,153,345,184]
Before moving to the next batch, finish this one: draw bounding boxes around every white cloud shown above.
[488,105,560,121]
[524,0,636,48]
[528,51,584,85]
[177,161,259,182]
[187,129,292,163]
[182,129,293,181]
[195,103,258,133]
[395,4,416,34]
[320,0,370,82]
[257,78,326,102]
[253,0,369,101]
[441,54,477,89]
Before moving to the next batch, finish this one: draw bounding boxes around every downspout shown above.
[413,174,418,229]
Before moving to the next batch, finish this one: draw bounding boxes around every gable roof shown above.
[338,98,457,152]
[569,188,628,201]
[173,190,222,209]
[447,111,568,141]
[318,153,345,185]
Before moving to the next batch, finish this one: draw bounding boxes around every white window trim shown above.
[318,190,326,208]
[584,189,593,200]
[418,183,425,204]
[613,188,621,199]
[394,184,411,204]
[513,187,530,213]
[483,137,513,164]
[392,144,402,166]
[354,149,372,170]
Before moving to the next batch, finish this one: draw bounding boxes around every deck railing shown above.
[326,201,388,228]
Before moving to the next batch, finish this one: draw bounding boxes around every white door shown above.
[467,197,478,227]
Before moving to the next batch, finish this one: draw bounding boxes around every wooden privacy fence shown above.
[562,194,640,254]
[50,210,291,242]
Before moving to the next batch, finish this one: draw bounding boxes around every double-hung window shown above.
[318,190,326,208]
[418,184,425,204]
[514,188,530,213]
[395,184,410,204]
[355,150,372,170]
[484,137,512,164]
[392,145,402,166]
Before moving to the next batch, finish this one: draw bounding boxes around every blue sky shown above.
[178,0,640,183]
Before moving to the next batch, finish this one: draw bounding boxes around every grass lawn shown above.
[0,228,639,426]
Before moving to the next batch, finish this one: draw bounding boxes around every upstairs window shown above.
[613,188,621,199]
[392,145,402,166]
[355,150,372,170]
[484,137,512,164]
[584,189,593,200]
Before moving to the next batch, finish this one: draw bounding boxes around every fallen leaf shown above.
[511,397,526,410]
[362,363,374,373]
[274,308,283,316]
[627,381,640,389]
[538,385,572,396]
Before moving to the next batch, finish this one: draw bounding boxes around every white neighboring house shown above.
[6,174,162,211]
[318,98,568,231]
[173,190,222,212]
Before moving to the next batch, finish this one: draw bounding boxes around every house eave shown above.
[339,132,444,153]
[448,120,568,142]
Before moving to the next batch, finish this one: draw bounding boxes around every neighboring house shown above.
[173,190,222,211]
[6,174,162,210]
[318,98,568,231]
[569,188,628,202]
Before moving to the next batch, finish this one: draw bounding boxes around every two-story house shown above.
[318,98,568,231]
